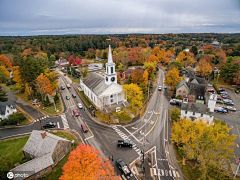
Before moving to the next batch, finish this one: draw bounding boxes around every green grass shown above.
[114,110,132,123]
[0,136,29,169]
[1,84,17,92]
[76,88,94,108]
[40,101,63,115]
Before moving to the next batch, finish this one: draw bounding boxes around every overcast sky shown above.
[0,0,240,36]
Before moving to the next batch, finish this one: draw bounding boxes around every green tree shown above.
[54,93,59,103]
[170,106,180,122]
[0,86,8,102]
[49,54,56,68]
[220,63,240,84]
[0,157,12,176]
[190,45,198,56]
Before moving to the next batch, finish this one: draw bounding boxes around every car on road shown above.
[170,99,177,105]
[61,85,65,90]
[66,84,71,89]
[77,103,83,109]
[72,93,76,98]
[170,99,182,106]
[43,122,56,129]
[72,110,80,117]
[116,158,132,177]
[216,107,228,113]
[118,140,133,147]
[158,86,162,91]
[81,124,88,133]
[224,101,234,105]
[235,89,239,94]
[66,95,70,100]
[225,106,236,111]
[164,85,167,89]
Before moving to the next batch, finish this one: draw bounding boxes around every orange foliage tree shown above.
[36,73,52,95]
[196,59,213,78]
[131,69,144,85]
[60,144,120,180]
[148,55,159,63]
[0,55,12,70]
[12,66,24,89]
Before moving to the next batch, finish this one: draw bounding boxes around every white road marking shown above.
[57,122,60,128]
[169,170,172,176]
[176,171,180,177]
[172,170,176,177]
[131,127,138,130]
[60,113,69,129]
[84,136,94,141]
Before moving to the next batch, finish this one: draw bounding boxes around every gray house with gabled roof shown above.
[11,130,71,180]
[0,100,17,121]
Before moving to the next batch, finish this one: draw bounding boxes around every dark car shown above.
[43,122,56,129]
[116,159,131,176]
[81,124,88,133]
[72,93,76,98]
[235,90,239,94]
[66,95,70,100]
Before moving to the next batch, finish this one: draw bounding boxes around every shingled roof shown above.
[176,79,189,90]
[0,100,16,115]
[23,130,70,158]
[82,72,109,95]
[189,77,205,84]
[187,83,205,100]
[181,102,210,114]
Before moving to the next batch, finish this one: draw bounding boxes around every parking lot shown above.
[206,86,240,116]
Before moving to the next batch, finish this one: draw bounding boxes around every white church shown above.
[80,45,126,110]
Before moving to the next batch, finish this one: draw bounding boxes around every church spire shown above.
[108,45,113,64]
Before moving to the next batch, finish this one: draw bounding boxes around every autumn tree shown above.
[131,69,144,85]
[157,48,165,63]
[220,62,240,84]
[44,68,59,90]
[68,56,76,66]
[12,66,24,90]
[36,73,52,95]
[196,59,212,78]
[147,55,159,63]
[123,83,143,109]
[87,48,95,59]
[142,70,149,92]
[60,144,119,180]
[152,46,160,56]
[170,106,181,122]
[164,68,181,91]
[176,51,196,67]
[0,55,12,70]
[172,118,236,179]
[0,66,10,83]
[163,50,174,64]
[76,57,81,65]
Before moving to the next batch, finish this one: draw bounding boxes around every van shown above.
[66,84,71,89]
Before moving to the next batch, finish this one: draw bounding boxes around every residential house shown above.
[180,94,217,124]
[11,130,71,180]
[55,57,69,68]
[176,77,206,103]
[0,100,17,121]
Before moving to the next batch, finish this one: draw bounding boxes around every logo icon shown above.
[7,172,14,179]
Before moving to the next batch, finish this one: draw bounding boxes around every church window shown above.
[107,67,108,73]
[111,99,113,103]
[110,95,113,98]
[111,67,113,73]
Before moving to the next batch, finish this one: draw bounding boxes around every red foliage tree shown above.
[68,56,76,66]
[76,57,81,65]
[0,55,12,70]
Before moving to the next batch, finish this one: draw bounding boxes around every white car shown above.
[226,106,236,111]
[77,103,83,109]
[164,85,167,89]
[158,86,162,91]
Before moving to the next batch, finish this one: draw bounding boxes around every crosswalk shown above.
[112,126,142,155]
[60,113,69,129]
[152,168,180,177]
[34,115,49,122]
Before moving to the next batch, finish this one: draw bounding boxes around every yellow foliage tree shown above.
[36,73,52,95]
[172,118,236,179]
[164,67,181,91]
[123,83,143,109]
[12,66,24,90]
[44,68,59,90]
[0,66,10,83]
[147,55,159,63]
[196,59,213,77]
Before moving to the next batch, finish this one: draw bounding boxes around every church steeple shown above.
[105,45,117,85]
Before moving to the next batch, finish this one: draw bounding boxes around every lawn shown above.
[75,87,94,108]
[0,136,29,169]
[1,84,17,92]
[114,110,132,123]
[40,101,63,115]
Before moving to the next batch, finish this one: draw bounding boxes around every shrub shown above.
[0,112,27,126]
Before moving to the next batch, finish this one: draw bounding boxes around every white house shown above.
[0,100,17,121]
[80,45,126,110]
[180,94,217,124]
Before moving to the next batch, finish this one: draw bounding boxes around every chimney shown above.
[41,132,47,139]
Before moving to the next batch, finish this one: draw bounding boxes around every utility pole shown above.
[148,80,150,99]
[36,103,43,130]
[234,161,240,178]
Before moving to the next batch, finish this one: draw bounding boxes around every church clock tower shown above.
[105,45,117,85]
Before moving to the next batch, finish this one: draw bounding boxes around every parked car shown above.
[208,89,215,92]
[208,83,213,87]
[225,106,236,111]
[158,86,162,91]
[72,93,76,98]
[116,158,132,177]
[164,85,167,89]
[216,107,228,113]
[224,101,234,105]
[43,122,56,129]
[218,87,225,92]
[81,124,88,133]
[221,95,231,99]
[118,140,133,148]
[220,91,227,95]
[77,103,83,109]
[170,99,177,105]
[216,99,223,104]
[72,110,80,117]
[66,95,70,100]
[235,90,239,94]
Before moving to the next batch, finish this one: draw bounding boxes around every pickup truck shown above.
[116,158,132,177]
[118,140,133,147]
